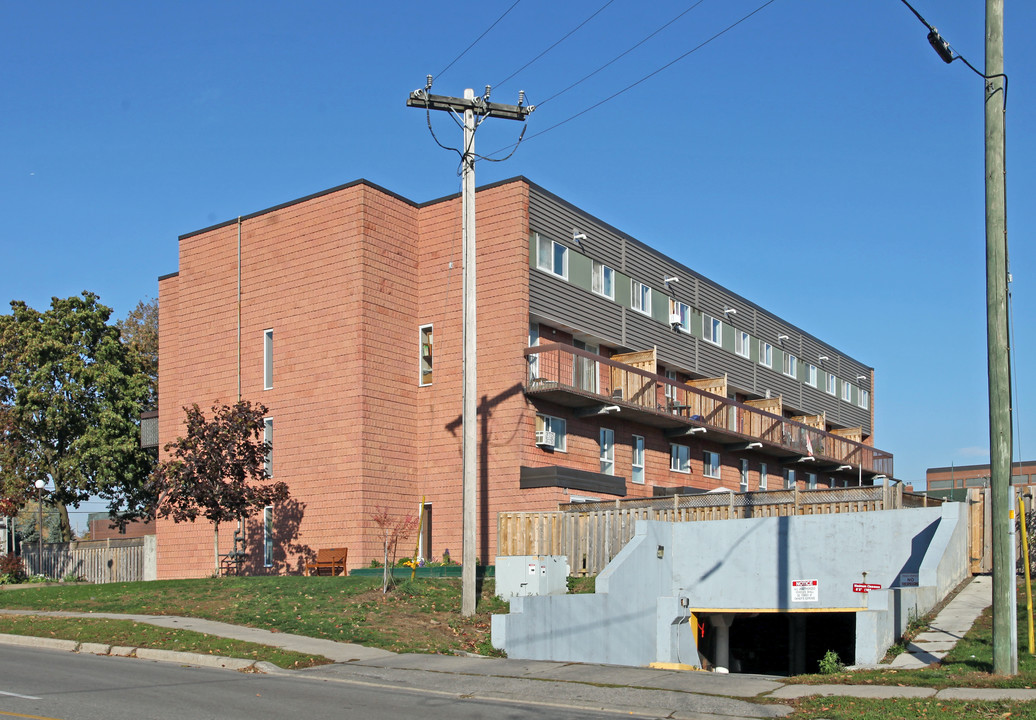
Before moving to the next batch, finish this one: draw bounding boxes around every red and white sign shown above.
[853,583,882,593]
[791,579,819,602]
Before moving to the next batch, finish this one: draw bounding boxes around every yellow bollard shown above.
[1019,495,1034,655]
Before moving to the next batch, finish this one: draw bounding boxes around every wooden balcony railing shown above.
[525,343,893,477]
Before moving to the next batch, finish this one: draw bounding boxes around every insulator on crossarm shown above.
[484,85,491,100]
[518,90,525,106]
[425,75,433,90]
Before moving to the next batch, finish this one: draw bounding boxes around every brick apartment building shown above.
[155,177,893,578]
[926,460,1036,501]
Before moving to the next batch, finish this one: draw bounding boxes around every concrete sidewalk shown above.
[1,574,1031,715]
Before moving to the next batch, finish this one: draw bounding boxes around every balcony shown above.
[525,343,893,478]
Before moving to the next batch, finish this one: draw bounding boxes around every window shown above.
[670,443,691,473]
[528,323,539,380]
[785,468,796,489]
[632,435,645,485]
[263,329,273,390]
[760,341,773,368]
[599,428,615,475]
[783,352,797,378]
[842,380,853,402]
[631,280,652,315]
[592,261,614,299]
[664,369,678,400]
[703,314,722,346]
[739,458,749,492]
[703,451,721,479]
[735,330,750,358]
[535,414,567,452]
[573,340,598,393]
[806,472,817,490]
[535,233,568,279]
[263,506,273,567]
[263,417,273,477]
[759,462,768,490]
[419,324,433,386]
[669,299,691,333]
[859,389,870,409]
[806,364,818,387]
[826,373,837,395]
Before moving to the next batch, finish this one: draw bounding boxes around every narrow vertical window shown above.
[760,342,773,368]
[735,331,750,358]
[599,428,615,475]
[263,506,273,567]
[807,472,817,490]
[419,324,433,386]
[842,380,853,402]
[528,322,540,380]
[703,314,722,346]
[806,364,818,387]
[263,417,273,478]
[826,373,837,395]
[632,435,645,485]
[783,353,797,378]
[592,261,614,299]
[631,281,651,314]
[759,462,768,490]
[739,458,749,492]
[703,451,721,479]
[263,329,273,390]
[785,468,796,489]
[859,389,870,409]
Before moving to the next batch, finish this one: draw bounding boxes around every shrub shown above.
[818,650,844,674]
[0,555,26,583]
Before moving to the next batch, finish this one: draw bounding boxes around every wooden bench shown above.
[305,547,348,576]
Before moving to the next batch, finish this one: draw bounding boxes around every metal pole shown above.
[985,0,1014,676]
[461,88,478,617]
[36,481,43,576]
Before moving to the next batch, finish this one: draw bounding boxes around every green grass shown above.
[786,696,1036,719]
[0,575,508,656]
[792,579,1036,689]
[0,615,326,668]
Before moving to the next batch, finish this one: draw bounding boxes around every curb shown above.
[0,633,260,672]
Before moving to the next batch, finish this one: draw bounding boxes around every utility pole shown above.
[984,0,1014,676]
[407,80,532,616]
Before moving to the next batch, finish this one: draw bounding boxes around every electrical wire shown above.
[436,0,524,81]
[537,0,710,109]
[482,0,781,159]
[495,0,618,89]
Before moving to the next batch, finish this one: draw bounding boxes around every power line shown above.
[495,0,618,89]
[483,0,780,159]
[436,0,524,80]
[538,0,710,109]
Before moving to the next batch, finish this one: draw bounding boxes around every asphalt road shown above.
[0,646,667,720]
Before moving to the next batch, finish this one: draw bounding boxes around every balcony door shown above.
[573,340,598,393]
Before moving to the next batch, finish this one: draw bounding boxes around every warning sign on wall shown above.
[791,579,819,602]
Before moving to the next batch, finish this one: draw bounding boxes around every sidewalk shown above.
[1,574,1032,716]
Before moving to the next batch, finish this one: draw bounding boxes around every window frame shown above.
[739,458,749,492]
[826,373,837,396]
[759,462,768,490]
[263,417,273,478]
[669,299,691,334]
[785,467,796,489]
[842,380,853,402]
[592,261,615,299]
[631,280,652,315]
[702,314,722,346]
[806,472,817,490]
[783,352,798,379]
[263,505,274,567]
[669,443,691,474]
[599,428,615,476]
[632,435,645,485]
[703,450,721,479]
[806,364,818,388]
[760,341,773,368]
[535,414,567,452]
[263,329,273,390]
[419,324,434,386]
[535,233,568,279]
[735,330,750,358]
[859,388,870,409]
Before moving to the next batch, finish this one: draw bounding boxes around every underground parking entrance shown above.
[694,610,857,675]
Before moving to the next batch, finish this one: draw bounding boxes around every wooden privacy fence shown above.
[21,538,147,583]
[499,485,938,576]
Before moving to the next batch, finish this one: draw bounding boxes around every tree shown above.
[151,401,289,574]
[0,293,155,540]
[371,508,419,593]
[116,297,158,411]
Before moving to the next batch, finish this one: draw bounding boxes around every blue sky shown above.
[2,1,1034,512]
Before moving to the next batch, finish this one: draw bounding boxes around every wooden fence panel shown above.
[22,542,145,584]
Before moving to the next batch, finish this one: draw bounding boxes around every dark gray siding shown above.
[526,184,875,435]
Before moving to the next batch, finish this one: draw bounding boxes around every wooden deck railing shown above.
[499,485,935,576]
[526,343,893,476]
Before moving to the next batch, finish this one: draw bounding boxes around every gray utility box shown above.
[495,555,570,598]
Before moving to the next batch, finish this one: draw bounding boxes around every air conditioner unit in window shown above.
[669,314,683,331]
[535,430,556,448]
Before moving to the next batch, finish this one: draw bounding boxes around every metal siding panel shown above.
[530,270,624,346]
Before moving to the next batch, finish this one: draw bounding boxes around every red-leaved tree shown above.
[371,508,419,593]
[151,401,289,574]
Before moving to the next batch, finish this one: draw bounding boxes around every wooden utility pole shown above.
[984,0,1015,676]
[407,82,532,616]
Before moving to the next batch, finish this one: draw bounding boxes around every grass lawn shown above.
[786,696,1036,719]
[0,575,508,656]
[0,615,326,668]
